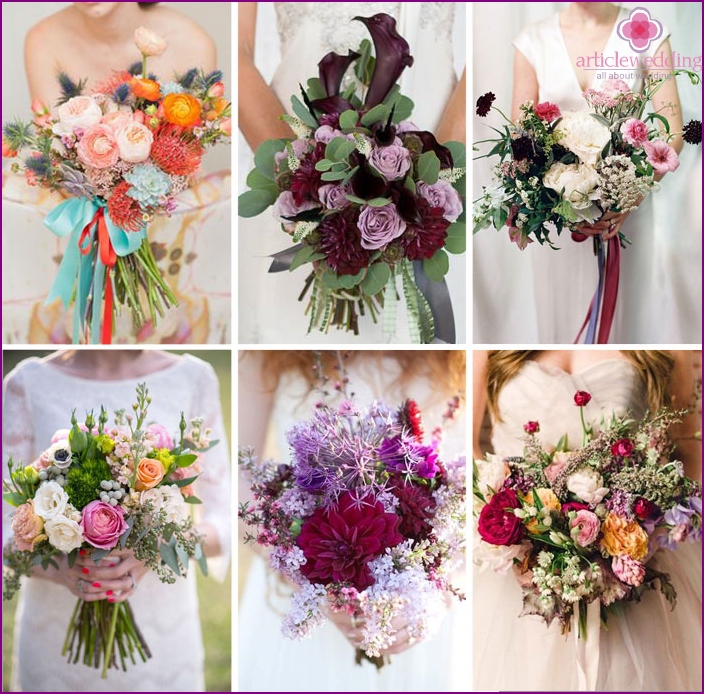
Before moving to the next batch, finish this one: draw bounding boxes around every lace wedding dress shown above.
[238,2,465,344]
[473,359,702,691]
[238,357,469,691]
[2,355,230,692]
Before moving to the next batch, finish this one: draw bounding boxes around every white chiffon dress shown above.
[474,6,702,344]
[238,358,469,691]
[2,355,231,692]
[238,2,466,344]
[473,359,702,691]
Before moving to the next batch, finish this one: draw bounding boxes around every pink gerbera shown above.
[643,140,680,174]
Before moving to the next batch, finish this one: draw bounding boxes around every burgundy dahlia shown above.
[390,479,437,540]
[477,488,524,546]
[290,142,325,206]
[296,492,403,590]
[317,208,372,275]
[400,198,450,261]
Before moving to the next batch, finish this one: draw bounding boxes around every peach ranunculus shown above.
[600,512,649,561]
[162,93,202,128]
[134,26,167,57]
[219,117,232,136]
[523,488,561,533]
[130,77,162,102]
[205,97,229,121]
[135,457,166,491]
[11,500,46,551]
[76,124,119,169]
[2,136,17,158]
[56,96,103,132]
[31,98,52,128]
[115,122,153,163]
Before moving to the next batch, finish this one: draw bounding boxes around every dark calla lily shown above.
[390,183,423,226]
[318,50,361,96]
[354,14,414,109]
[310,95,356,116]
[351,155,388,200]
[401,131,454,169]
[372,107,397,146]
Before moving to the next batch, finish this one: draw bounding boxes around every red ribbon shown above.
[79,207,116,344]
[598,235,620,344]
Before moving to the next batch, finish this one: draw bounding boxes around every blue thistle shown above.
[3,120,33,151]
[176,68,198,89]
[56,72,86,105]
[127,61,142,76]
[24,152,52,178]
[203,69,223,88]
[113,83,131,104]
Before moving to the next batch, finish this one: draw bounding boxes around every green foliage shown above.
[417,151,441,184]
[64,457,113,511]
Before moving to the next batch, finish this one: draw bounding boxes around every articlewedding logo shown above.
[617,6,663,53]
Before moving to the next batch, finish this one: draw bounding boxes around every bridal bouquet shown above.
[239,396,465,665]
[473,72,701,342]
[2,27,231,344]
[238,13,466,343]
[474,390,702,639]
[3,384,217,678]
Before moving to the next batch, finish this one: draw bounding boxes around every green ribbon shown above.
[44,197,146,343]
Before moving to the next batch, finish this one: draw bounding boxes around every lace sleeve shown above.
[190,360,231,582]
[2,365,36,541]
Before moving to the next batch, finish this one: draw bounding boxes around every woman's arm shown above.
[668,350,702,482]
[238,2,293,151]
[649,39,684,155]
[473,351,489,460]
[510,49,539,121]
[437,68,466,143]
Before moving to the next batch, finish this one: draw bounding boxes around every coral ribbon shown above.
[79,207,117,344]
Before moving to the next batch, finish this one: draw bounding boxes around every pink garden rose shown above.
[102,110,135,132]
[544,451,570,485]
[534,102,561,122]
[569,509,601,547]
[80,500,128,550]
[76,124,119,169]
[56,96,102,132]
[11,501,45,551]
[620,118,649,146]
[643,140,680,175]
[146,423,174,450]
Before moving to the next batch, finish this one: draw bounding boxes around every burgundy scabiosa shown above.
[475,92,496,117]
[297,491,403,590]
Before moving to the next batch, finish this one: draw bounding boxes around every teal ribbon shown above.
[44,197,145,343]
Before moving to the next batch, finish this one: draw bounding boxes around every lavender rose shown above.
[417,180,463,222]
[314,125,343,144]
[358,204,407,250]
[273,191,319,221]
[274,139,308,168]
[80,500,128,550]
[318,184,350,210]
[368,143,411,181]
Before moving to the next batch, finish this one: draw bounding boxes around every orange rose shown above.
[600,513,649,561]
[130,77,162,102]
[162,93,202,128]
[135,457,166,491]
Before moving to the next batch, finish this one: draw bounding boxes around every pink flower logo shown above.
[617,7,663,53]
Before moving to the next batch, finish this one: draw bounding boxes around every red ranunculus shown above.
[574,390,592,407]
[633,497,660,520]
[477,488,524,546]
[523,421,540,434]
[296,492,403,590]
[611,438,634,457]
[562,501,590,516]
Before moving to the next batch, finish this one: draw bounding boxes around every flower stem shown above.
[101,602,120,679]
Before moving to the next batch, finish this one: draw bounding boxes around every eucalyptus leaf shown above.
[444,141,466,169]
[344,194,367,205]
[238,189,276,218]
[417,151,441,184]
[289,245,324,272]
[253,139,286,180]
[245,168,278,194]
[320,170,348,181]
[184,496,202,504]
[423,249,450,282]
[306,77,326,101]
[367,197,392,207]
[361,104,390,127]
[291,95,318,128]
[444,222,466,254]
[315,159,333,172]
[339,110,359,130]
[337,268,365,288]
[159,542,181,576]
[361,263,390,296]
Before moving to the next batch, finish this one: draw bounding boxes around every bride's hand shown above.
[574,209,630,241]
[38,549,148,602]
[327,609,419,656]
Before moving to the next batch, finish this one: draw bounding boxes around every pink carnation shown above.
[534,102,561,122]
[620,118,649,146]
[643,140,680,174]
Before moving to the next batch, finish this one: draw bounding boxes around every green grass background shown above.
[2,349,232,692]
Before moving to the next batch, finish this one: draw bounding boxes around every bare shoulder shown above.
[24,7,74,50]
[145,5,216,62]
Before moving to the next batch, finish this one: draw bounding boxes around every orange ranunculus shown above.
[135,457,166,491]
[162,93,202,128]
[130,77,162,101]
[205,97,230,121]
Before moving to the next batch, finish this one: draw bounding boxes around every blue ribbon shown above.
[44,197,146,343]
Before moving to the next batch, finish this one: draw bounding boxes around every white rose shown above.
[46,440,72,469]
[543,162,601,223]
[115,122,153,163]
[161,485,189,524]
[558,111,611,166]
[474,454,509,500]
[140,488,163,511]
[474,532,529,574]
[566,467,609,505]
[33,481,69,520]
[44,515,83,552]
[55,96,102,133]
